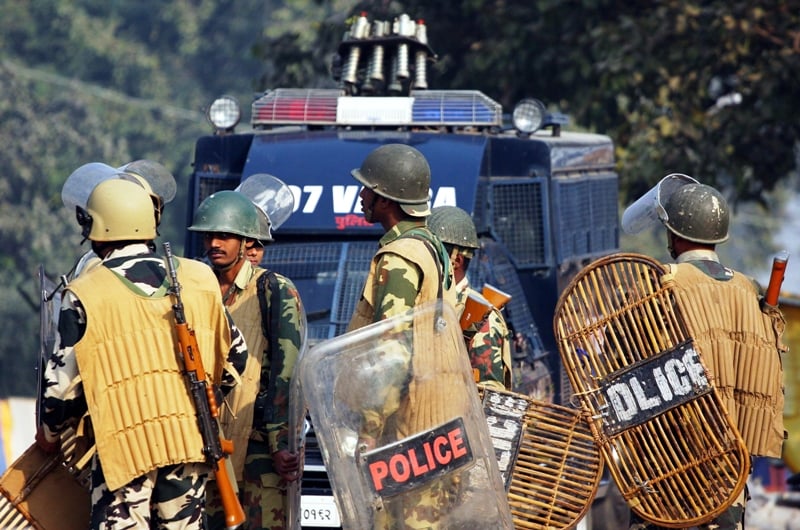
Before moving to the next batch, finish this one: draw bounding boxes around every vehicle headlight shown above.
[206,96,241,131]
[512,99,546,134]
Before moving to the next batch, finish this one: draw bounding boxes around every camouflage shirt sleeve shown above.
[372,251,422,322]
[262,274,305,454]
[468,307,513,391]
[40,290,87,443]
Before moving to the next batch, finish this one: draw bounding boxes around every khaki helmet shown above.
[79,178,157,242]
[187,190,262,239]
[351,143,431,217]
[662,183,730,244]
[428,206,479,255]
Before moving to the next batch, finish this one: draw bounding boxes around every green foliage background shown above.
[1,0,798,397]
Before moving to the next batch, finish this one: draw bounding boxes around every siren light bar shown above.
[251,88,502,128]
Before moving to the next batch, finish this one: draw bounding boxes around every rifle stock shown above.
[163,242,245,530]
[765,250,789,307]
[460,292,492,331]
[482,283,512,311]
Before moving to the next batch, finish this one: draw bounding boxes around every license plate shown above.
[301,495,341,527]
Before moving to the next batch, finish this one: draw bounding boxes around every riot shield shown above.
[286,302,310,530]
[0,427,91,530]
[62,159,177,213]
[61,162,118,211]
[117,159,177,204]
[235,173,296,232]
[36,251,100,426]
[620,173,698,235]
[554,253,749,528]
[296,300,513,530]
[479,385,603,530]
[36,266,62,427]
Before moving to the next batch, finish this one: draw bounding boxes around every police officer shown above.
[188,190,304,530]
[244,207,271,267]
[627,181,785,530]
[348,143,458,528]
[428,205,513,390]
[348,143,456,331]
[37,177,247,529]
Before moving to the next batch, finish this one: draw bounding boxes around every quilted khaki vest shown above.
[70,259,231,491]
[662,262,786,457]
[219,267,267,480]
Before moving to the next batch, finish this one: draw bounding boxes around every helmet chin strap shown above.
[667,231,679,260]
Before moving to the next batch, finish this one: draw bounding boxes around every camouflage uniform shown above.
[206,259,304,530]
[453,277,513,391]
[348,219,457,529]
[40,244,247,530]
[350,220,455,327]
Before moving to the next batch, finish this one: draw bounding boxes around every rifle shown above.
[163,242,246,530]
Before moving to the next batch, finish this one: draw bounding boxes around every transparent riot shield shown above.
[620,172,698,235]
[37,265,63,427]
[296,300,513,530]
[286,304,309,530]
[61,162,118,211]
[235,173,296,233]
[117,159,177,204]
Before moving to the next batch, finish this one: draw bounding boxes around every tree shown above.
[0,0,268,396]
[338,0,800,205]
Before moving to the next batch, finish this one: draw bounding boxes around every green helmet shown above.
[187,190,261,239]
[351,144,431,217]
[428,206,479,253]
[662,183,730,244]
[80,178,156,242]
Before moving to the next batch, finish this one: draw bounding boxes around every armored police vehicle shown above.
[185,12,621,528]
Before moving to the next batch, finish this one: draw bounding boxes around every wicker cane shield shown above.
[479,386,603,530]
[554,253,749,528]
[0,427,91,530]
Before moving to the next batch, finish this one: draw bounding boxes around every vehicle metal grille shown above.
[471,239,546,362]
[263,241,377,342]
[331,242,375,336]
[489,179,549,269]
[553,173,618,262]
